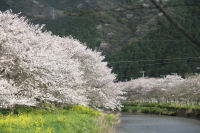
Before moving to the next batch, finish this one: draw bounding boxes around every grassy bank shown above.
[122,102,200,118]
[0,105,117,133]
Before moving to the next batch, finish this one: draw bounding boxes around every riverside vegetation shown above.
[121,75,200,118]
[122,102,200,118]
[0,105,117,133]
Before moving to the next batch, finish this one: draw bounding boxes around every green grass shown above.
[122,101,200,117]
[0,105,116,133]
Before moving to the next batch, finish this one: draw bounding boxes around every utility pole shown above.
[140,71,145,78]
[171,73,177,76]
[160,75,166,78]
[52,8,55,20]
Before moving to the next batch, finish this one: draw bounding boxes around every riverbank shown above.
[122,102,200,119]
[0,105,117,133]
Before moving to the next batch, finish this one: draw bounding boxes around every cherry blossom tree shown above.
[170,75,200,103]
[123,75,185,102]
[123,74,200,104]
[0,10,124,110]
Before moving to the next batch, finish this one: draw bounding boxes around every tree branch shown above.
[149,0,200,48]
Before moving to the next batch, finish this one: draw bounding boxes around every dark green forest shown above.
[1,0,199,81]
[107,0,200,80]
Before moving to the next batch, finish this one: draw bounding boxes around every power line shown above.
[109,60,200,78]
[133,60,200,67]
[64,2,200,16]
[114,60,200,68]
[114,3,200,12]
[108,56,200,64]
[110,63,200,79]
[117,71,200,78]
[130,40,198,42]
[78,39,199,42]
[110,61,200,78]
[117,62,198,78]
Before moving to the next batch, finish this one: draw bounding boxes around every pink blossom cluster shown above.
[0,11,124,110]
[123,74,200,102]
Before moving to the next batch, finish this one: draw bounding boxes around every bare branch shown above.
[149,0,200,48]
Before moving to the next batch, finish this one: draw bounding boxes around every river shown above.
[115,114,200,133]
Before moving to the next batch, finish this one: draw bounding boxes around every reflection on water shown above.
[115,114,200,133]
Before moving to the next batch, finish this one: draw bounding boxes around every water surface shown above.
[115,114,200,133]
